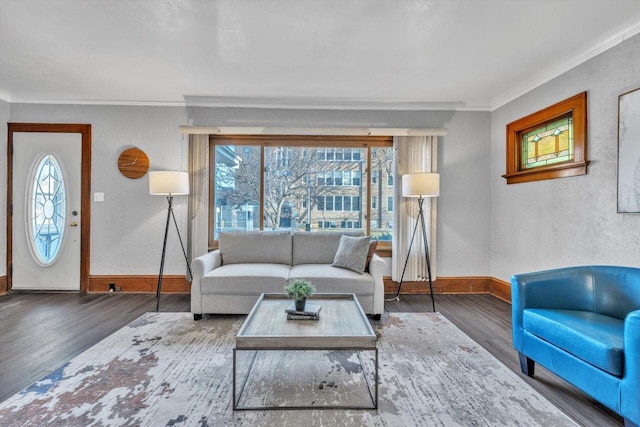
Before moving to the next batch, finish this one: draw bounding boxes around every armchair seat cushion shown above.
[523,308,624,376]
[200,263,290,295]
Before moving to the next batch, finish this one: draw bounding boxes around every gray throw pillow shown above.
[331,235,371,274]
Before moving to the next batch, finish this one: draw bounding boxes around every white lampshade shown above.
[149,171,190,195]
[402,173,440,198]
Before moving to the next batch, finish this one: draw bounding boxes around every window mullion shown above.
[260,145,265,230]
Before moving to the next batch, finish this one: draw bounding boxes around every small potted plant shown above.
[284,278,316,311]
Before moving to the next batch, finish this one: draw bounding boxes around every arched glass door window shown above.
[29,154,66,265]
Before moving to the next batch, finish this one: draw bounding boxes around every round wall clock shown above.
[117,147,149,179]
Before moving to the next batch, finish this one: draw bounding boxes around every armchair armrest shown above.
[621,310,640,423]
[512,266,595,311]
[511,266,594,349]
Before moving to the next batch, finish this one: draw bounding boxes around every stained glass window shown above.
[521,114,573,169]
[503,92,588,184]
[30,154,67,265]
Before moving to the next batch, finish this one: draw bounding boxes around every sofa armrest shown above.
[191,250,222,314]
[368,254,385,316]
[192,250,222,279]
[621,310,640,423]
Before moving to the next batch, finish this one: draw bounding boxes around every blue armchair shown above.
[511,265,640,427]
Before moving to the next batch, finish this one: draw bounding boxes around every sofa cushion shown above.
[523,308,624,376]
[289,264,374,294]
[292,231,363,265]
[332,235,370,273]
[219,231,292,265]
[200,263,290,294]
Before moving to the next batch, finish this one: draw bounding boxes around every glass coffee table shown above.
[233,293,378,410]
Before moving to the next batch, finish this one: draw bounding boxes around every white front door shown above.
[12,132,82,290]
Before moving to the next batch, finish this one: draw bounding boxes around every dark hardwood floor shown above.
[0,292,623,426]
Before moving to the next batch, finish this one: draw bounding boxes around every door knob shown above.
[69,221,78,227]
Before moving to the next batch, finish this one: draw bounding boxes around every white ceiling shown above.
[1,0,640,111]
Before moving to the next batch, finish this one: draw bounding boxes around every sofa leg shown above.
[518,352,535,377]
[624,419,639,427]
[193,313,203,321]
[371,314,381,321]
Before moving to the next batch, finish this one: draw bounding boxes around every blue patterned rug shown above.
[0,312,577,426]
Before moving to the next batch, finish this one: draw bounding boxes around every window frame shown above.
[209,135,393,250]
[502,92,588,184]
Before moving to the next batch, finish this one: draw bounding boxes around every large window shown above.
[210,135,394,247]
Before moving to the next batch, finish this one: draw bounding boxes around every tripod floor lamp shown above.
[149,171,193,311]
[388,172,439,311]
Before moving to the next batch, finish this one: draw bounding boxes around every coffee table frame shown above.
[233,293,378,410]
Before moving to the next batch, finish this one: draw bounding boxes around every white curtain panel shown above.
[392,136,438,282]
[187,134,209,263]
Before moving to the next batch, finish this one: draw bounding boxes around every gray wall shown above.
[6,104,190,276]
[439,111,492,276]
[491,33,640,282]
[3,104,491,278]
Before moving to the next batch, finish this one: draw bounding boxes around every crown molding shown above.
[2,97,185,107]
[1,93,491,111]
[491,20,640,111]
[183,95,491,111]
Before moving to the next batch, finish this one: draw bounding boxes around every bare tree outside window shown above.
[211,136,394,246]
[213,145,261,239]
[371,147,394,241]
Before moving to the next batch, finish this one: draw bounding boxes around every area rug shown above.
[0,312,577,426]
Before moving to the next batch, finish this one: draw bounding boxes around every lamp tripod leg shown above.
[386,207,422,302]
[419,202,436,312]
[170,208,193,281]
[156,196,173,311]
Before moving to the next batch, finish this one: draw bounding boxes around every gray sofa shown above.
[191,230,385,320]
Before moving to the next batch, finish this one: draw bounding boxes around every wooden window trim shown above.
[502,92,589,184]
[211,134,392,147]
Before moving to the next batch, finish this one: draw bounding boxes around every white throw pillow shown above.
[331,235,371,274]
